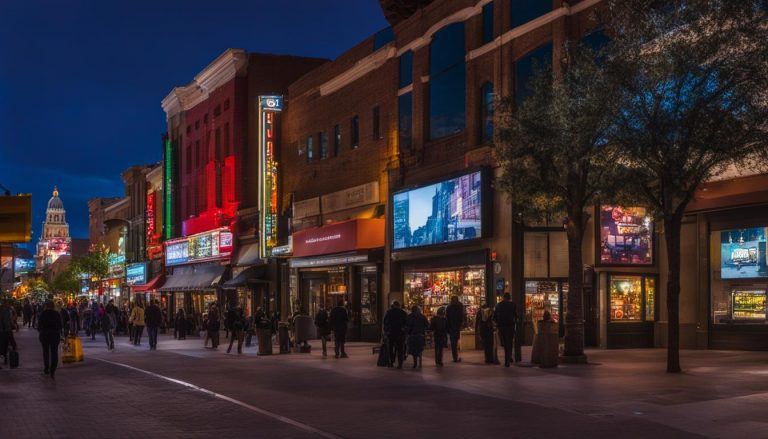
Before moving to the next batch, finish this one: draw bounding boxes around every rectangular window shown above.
[511,0,551,28]
[429,22,466,139]
[399,51,413,89]
[515,42,553,106]
[351,115,359,149]
[609,275,655,322]
[372,106,381,140]
[598,206,653,265]
[333,124,341,157]
[319,132,328,159]
[306,136,314,162]
[223,123,230,157]
[215,128,221,161]
[482,2,494,44]
[398,92,413,151]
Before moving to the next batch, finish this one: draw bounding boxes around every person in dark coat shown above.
[174,309,186,340]
[383,301,408,369]
[101,303,115,351]
[493,292,519,367]
[476,304,496,364]
[406,305,429,369]
[328,299,349,358]
[22,299,33,328]
[145,300,162,350]
[314,305,331,357]
[429,307,448,366]
[445,296,466,362]
[38,301,63,378]
[226,307,246,354]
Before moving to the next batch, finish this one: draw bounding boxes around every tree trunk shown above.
[664,215,683,373]
[562,214,587,363]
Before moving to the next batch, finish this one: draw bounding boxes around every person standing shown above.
[22,299,33,328]
[328,299,349,359]
[174,309,186,340]
[406,305,429,369]
[31,300,39,329]
[383,301,408,369]
[476,304,496,364]
[145,300,162,350]
[429,307,448,366]
[38,301,63,378]
[0,300,14,366]
[129,302,145,346]
[207,302,221,349]
[493,293,519,367]
[101,303,115,351]
[314,304,331,357]
[445,296,466,363]
[226,306,245,354]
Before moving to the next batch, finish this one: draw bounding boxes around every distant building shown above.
[35,187,71,271]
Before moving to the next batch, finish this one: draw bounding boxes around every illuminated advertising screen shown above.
[14,258,35,274]
[165,228,233,266]
[392,171,483,250]
[126,262,147,285]
[599,206,653,265]
[720,227,768,279]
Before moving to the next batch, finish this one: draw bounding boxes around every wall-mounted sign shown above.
[146,191,156,244]
[164,227,233,266]
[321,181,380,214]
[293,197,320,220]
[292,219,384,258]
[126,262,148,285]
[259,95,283,258]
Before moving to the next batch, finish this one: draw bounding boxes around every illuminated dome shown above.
[47,186,64,210]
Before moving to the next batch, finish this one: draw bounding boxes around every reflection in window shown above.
[398,92,413,151]
[516,43,552,106]
[429,22,466,139]
[481,81,494,143]
[511,0,552,28]
[482,2,494,44]
[399,51,413,89]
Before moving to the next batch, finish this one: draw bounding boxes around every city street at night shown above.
[3,327,768,439]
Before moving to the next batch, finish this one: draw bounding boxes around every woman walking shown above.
[429,307,448,367]
[174,309,186,340]
[129,302,145,345]
[38,301,63,378]
[406,305,429,369]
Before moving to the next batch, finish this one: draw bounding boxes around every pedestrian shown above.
[101,303,115,351]
[476,304,496,364]
[226,306,245,354]
[429,306,448,367]
[126,303,134,341]
[145,300,162,350]
[383,301,408,368]
[406,305,429,369]
[446,295,466,363]
[129,301,145,346]
[493,292,519,367]
[68,304,79,336]
[38,300,63,378]
[90,300,100,340]
[174,309,186,340]
[0,300,16,366]
[314,304,331,357]
[31,300,39,329]
[207,302,221,349]
[328,298,349,358]
[22,299,33,328]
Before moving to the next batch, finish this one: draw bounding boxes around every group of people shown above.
[313,298,350,358]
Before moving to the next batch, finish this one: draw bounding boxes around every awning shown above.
[233,241,263,266]
[158,264,226,292]
[221,266,267,289]
[130,274,165,293]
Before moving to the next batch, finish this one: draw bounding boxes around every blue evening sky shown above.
[0,0,387,248]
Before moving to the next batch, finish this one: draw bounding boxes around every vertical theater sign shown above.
[259,95,282,258]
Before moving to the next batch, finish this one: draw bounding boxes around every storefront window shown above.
[609,275,644,321]
[711,227,768,324]
[429,22,466,139]
[304,267,349,320]
[404,268,485,329]
[525,281,560,323]
[645,277,655,321]
[361,266,378,325]
[599,206,653,265]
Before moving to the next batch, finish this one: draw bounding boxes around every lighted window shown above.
[306,136,314,162]
[645,277,655,321]
[399,51,413,88]
[609,275,656,322]
[482,2,494,44]
[515,42,552,106]
[334,124,341,157]
[511,0,551,28]
[481,81,494,143]
[598,206,653,265]
[372,106,381,140]
[429,22,466,140]
[351,115,359,149]
[319,132,328,159]
[398,92,413,151]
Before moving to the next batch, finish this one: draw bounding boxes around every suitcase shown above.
[9,349,19,369]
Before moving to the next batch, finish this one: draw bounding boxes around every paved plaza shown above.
[2,327,767,438]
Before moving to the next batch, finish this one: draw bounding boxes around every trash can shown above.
[293,314,314,354]
[278,322,290,354]
[537,320,559,368]
[257,328,273,356]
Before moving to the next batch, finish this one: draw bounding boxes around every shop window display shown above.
[599,206,653,265]
[404,268,485,328]
[609,275,655,322]
[525,281,560,323]
[645,277,655,321]
[361,267,378,325]
[305,267,349,320]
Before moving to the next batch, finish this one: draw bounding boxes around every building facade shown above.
[36,187,72,272]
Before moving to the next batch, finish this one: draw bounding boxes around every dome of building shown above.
[47,186,64,210]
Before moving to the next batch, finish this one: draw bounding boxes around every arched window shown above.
[429,22,466,140]
[481,82,494,144]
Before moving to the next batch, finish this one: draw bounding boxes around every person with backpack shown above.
[145,300,162,350]
[314,304,331,357]
[429,306,448,367]
[493,292,519,367]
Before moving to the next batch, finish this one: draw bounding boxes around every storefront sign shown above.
[164,227,233,266]
[292,218,384,258]
[146,191,156,244]
[259,95,282,258]
[293,197,320,220]
[321,182,380,214]
[126,262,148,285]
[290,253,369,268]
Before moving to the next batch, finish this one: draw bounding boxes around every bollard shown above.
[538,320,559,368]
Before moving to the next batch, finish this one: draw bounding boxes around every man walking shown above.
[38,301,63,378]
[328,299,349,358]
[383,301,407,368]
[314,304,330,357]
[446,296,466,363]
[145,300,162,350]
[493,293,519,367]
[101,303,115,351]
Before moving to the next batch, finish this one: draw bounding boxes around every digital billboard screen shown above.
[14,258,35,274]
[599,206,653,265]
[721,227,768,279]
[393,171,483,250]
